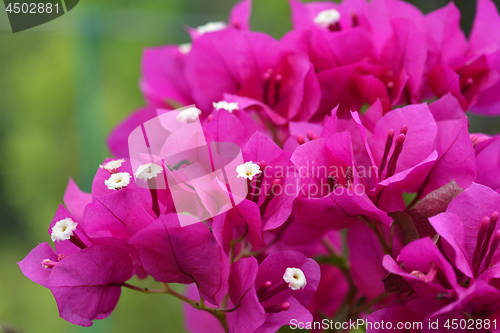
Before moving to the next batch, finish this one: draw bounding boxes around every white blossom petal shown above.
[283,267,307,290]
[51,218,78,243]
[105,172,131,190]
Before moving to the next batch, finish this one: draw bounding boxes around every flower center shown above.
[50,218,86,249]
[236,161,262,180]
[472,211,500,277]
[313,9,341,31]
[327,166,353,192]
[262,69,282,107]
[213,101,239,113]
[105,172,132,190]
[51,218,78,242]
[176,106,202,123]
[178,43,192,54]
[100,159,125,173]
[135,163,163,181]
[378,125,407,181]
[255,267,307,314]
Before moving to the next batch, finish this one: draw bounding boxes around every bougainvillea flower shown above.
[49,204,93,256]
[429,56,500,114]
[288,0,429,113]
[382,237,463,302]
[187,0,252,39]
[107,107,160,158]
[346,94,475,204]
[419,94,476,197]
[367,278,500,331]
[380,18,427,104]
[429,183,500,281]
[185,29,321,124]
[83,188,156,239]
[428,0,500,115]
[48,245,133,327]
[364,0,425,53]
[140,46,193,109]
[347,221,402,300]
[263,217,344,261]
[204,107,260,150]
[228,0,252,31]
[242,133,300,231]
[63,178,92,223]
[91,158,172,218]
[282,121,324,152]
[306,264,349,327]
[289,0,367,32]
[429,280,500,324]
[291,131,391,229]
[226,252,320,333]
[475,134,500,191]
[19,244,133,327]
[129,214,229,306]
[184,29,272,112]
[183,284,226,333]
[53,183,148,277]
[352,103,439,212]
[212,198,265,256]
[212,132,300,254]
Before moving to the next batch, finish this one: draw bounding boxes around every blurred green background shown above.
[1,1,500,332]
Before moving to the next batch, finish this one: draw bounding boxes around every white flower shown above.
[236,161,262,180]
[178,43,192,54]
[196,21,227,35]
[313,9,341,28]
[105,172,131,190]
[135,163,163,181]
[177,106,202,123]
[51,218,78,242]
[100,159,125,172]
[283,267,307,290]
[213,101,239,113]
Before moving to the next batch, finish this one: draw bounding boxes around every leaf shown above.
[389,211,419,245]
[382,273,413,294]
[408,180,463,238]
[314,255,348,272]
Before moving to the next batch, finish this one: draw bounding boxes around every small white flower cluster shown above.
[177,106,202,123]
[283,267,307,290]
[314,9,341,28]
[100,158,132,190]
[178,43,192,54]
[51,218,78,242]
[135,163,163,181]
[236,161,262,180]
[213,101,239,113]
[100,159,125,173]
[196,21,227,35]
[105,172,132,190]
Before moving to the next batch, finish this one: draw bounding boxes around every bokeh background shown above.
[1,0,500,332]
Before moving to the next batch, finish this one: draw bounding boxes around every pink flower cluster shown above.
[19,0,500,332]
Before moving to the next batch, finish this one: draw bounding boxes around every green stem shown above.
[360,216,391,255]
[351,293,388,316]
[230,226,248,264]
[122,282,234,332]
[322,237,338,256]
